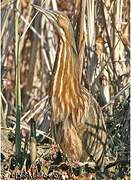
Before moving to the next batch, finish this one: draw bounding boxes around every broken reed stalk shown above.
[30,119,37,163]
[15,0,21,166]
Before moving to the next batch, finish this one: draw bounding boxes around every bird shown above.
[32,4,107,170]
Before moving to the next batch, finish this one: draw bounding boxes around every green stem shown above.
[15,0,21,165]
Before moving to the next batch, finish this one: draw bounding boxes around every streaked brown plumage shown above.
[33,5,107,170]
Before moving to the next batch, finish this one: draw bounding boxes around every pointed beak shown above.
[32,4,58,27]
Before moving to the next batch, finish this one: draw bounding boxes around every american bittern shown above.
[33,5,107,170]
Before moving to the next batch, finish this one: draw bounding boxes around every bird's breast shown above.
[52,118,84,162]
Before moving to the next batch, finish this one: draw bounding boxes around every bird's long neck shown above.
[53,39,79,93]
[50,39,83,120]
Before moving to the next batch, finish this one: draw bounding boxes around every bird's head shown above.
[32,4,77,51]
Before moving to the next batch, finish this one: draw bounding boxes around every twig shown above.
[102,83,130,109]
[20,9,38,40]
[103,1,130,52]
[0,0,16,10]
[16,9,41,39]
[0,92,8,125]
[21,95,48,122]
[1,7,11,40]
[20,1,46,40]
[105,159,129,170]
[1,127,12,131]
[1,123,54,142]
[91,35,122,89]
